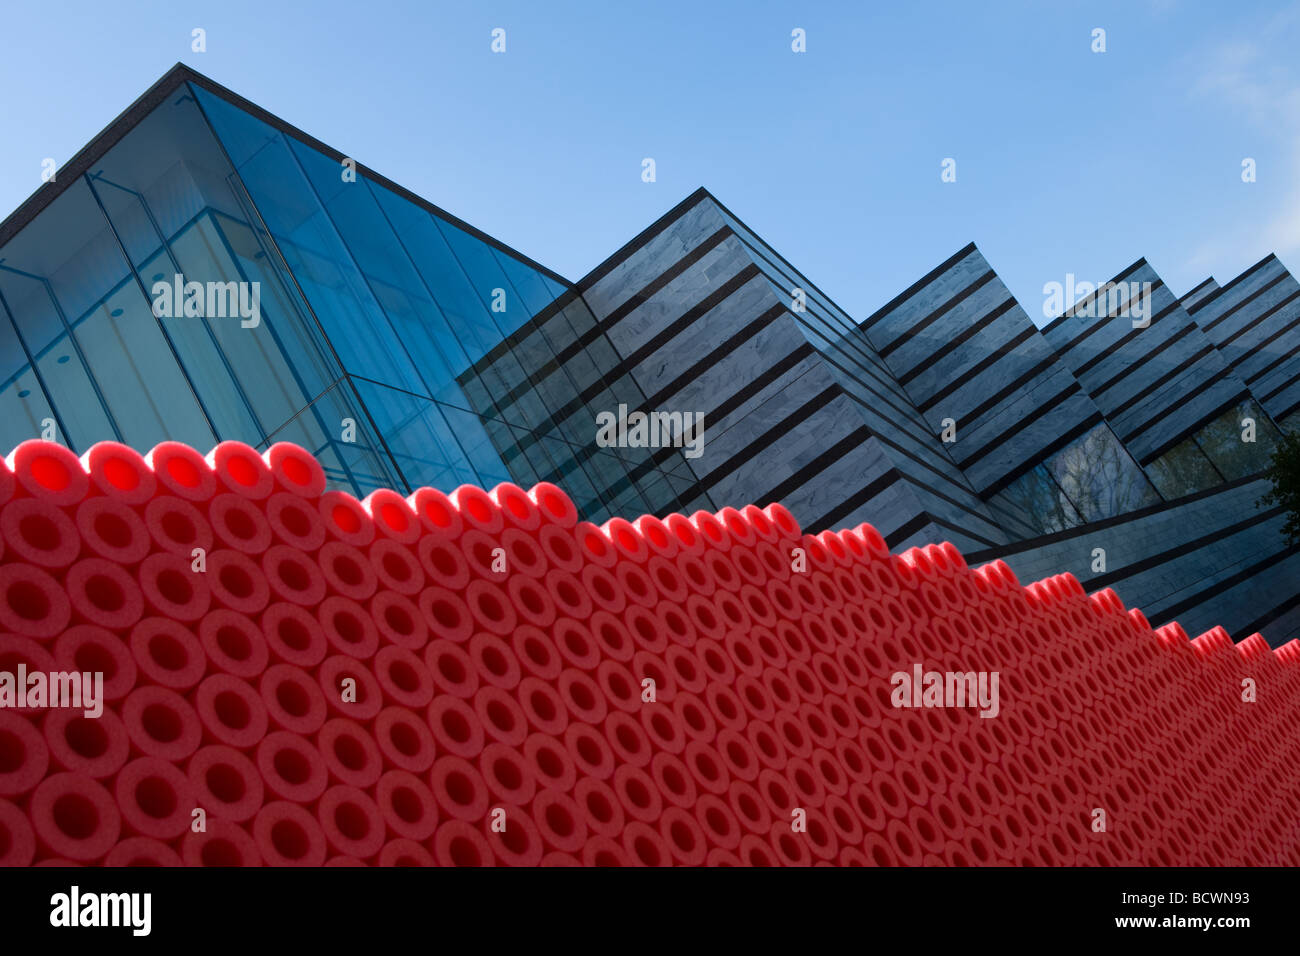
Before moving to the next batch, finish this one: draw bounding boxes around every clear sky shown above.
[2,0,1298,326]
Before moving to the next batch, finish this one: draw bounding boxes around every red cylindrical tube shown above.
[207,441,275,500]
[138,551,210,622]
[265,491,327,552]
[317,656,383,722]
[209,492,272,554]
[264,442,327,499]
[179,818,263,867]
[0,563,70,640]
[121,684,203,761]
[198,608,269,679]
[75,495,151,565]
[7,440,89,506]
[375,768,439,842]
[252,800,328,867]
[80,441,157,506]
[1,497,81,569]
[66,557,143,631]
[146,441,217,503]
[187,744,264,822]
[28,772,120,863]
[129,617,206,691]
[105,836,183,867]
[143,494,213,555]
[261,603,328,669]
[261,662,328,736]
[42,706,129,780]
[114,755,197,840]
[317,717,384,790]
[317,784,386,860]
[256,730,328,804]
[194,673,269,750]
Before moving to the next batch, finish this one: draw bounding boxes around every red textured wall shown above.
[0,438,1297,866]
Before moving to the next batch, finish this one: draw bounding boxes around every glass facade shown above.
[984,423,1160,535]
[0,79,701,521]
[0,68,1290,536]
[1145,398,1282,499]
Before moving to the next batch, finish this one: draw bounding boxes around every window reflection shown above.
[1047,423,1161,521]
[1146,438,1222,499]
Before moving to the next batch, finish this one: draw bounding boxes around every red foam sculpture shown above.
[0,437,1297,866]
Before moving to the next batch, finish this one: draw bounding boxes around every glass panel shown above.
[1145,438,1223,499]
[260,379,402,499]
[986,465,1083,535]
[1193,399,1281,480]
[1046,423,1162,521]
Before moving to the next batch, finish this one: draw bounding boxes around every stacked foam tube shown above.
[1,437,1298,867]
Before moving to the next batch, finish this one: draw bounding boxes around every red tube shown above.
[260,662,328,736]
[363,488,421,544]
[28,772,121,863]
[80,441,157,507]
[265,491,326,552]
[319,595,380,660]
[0,711,48,797]
[374,645,434,708]
[262,544,326,607]
[407,486,463,539]
[105,836,183,867]
[317,784,386,860]
[368,541,423,598]
[194,673,269,750]
[75,495,150,565]
[531,787,588,854]
[209,492,272,554]
[51,626,135,703]
[529,481,577,529]
[262,603,328,669]
[42,706,129,781]
[468,632,521,690]
[316,717,384,790]
[479,741,536,806]
[179,818,263,867]
[252,800,328,867]
[129,617,206,691]
[430,819,494,866]
[0,563,70,640]
[426,694,486,758]
[146,441,217,503]
[319,540,378,601]
[114,755,197,840]
[121,684,202,762]
[198,608,269,678]
[263,442,326,499]
[256,730,328,803]
[378,838,434,867]
[7,440,88,506]
[2,497,80,568]
[207,441,275,500]
[187,744,264,822]
[419,586,474,643]
[374,706,436,774]
[143,494,214,555]
[66,557,143,631]
[138,551,211,622]
[375,768,439,842]
[492,482,542,532]
[318,490,376,548]
[317,656,383,722]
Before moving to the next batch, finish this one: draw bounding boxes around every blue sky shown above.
[2,0,1298,326]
